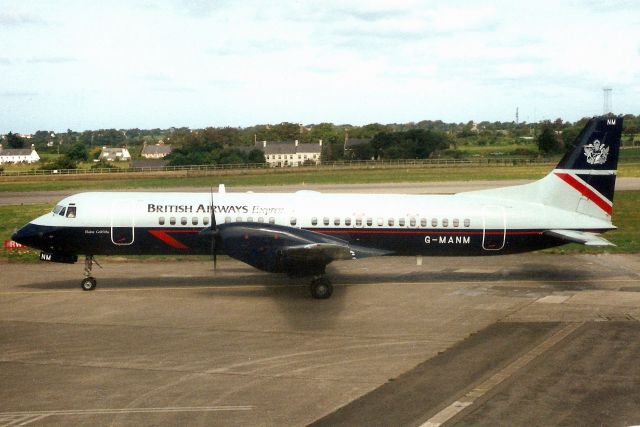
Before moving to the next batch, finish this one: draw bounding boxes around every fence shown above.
[0,157,560,178]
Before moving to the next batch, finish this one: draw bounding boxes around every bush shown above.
[39,156,77,170]
[91,160,118,169]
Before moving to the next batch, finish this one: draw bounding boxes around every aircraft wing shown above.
[206,222,389,275]
[544,229,615,246]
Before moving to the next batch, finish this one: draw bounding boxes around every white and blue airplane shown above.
[13,116,622,298]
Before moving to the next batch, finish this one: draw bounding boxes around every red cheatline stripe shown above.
[148,230,198,249]
[554,172,612,215]
[318,230,541,236]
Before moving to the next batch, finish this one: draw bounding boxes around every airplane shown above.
[12,116,622,299]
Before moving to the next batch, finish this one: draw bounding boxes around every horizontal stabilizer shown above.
[544,229,615,246]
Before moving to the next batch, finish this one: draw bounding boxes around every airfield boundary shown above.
[0,158,555,181]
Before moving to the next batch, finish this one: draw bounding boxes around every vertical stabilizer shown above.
[460,116,623,222]
[550,116,622,220]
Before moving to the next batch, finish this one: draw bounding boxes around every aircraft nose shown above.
[12,223,44,249]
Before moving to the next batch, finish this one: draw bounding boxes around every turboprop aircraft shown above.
[13,116,622,299]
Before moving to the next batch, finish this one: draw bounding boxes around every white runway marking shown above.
[419,322,583,427]
[0,406,253,426]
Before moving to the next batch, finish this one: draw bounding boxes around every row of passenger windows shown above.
[306,217,471,228]
[158,216,471,228]
[158,216,277,226]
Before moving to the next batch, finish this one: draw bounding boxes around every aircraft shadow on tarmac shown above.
[20,262,603,293]
[18,262,608,331]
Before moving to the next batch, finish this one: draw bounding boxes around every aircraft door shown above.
[482,206,505,251]
[111,199,135,245]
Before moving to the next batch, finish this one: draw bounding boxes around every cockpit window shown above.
[53,205,64,215]
[66,206,77,218]
[59,207,66,217]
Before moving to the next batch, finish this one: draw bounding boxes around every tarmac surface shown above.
[1,177,639,205]
[1,253,640,426]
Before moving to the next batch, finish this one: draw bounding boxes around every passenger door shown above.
[482,206,506,251]
[111,200,135,245]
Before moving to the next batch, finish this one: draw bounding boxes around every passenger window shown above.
[388,218,394,226]
[203,216,209,226]
[453,218,459,227]
[181,217,187,225]
[377,217,383,226]
[431,218,438,227]
[66,206,77,218]
[399,218,405,227]
[269,217,275,224]
[225,216,231,223]
[192,217,198,225]
[236,216,242,222]
[409,217,416,227]
[442,218,449,227]
[323,217,330,226]
[290,217,297,226]
[356,218,362,226]
[345,218,352,226]
[170,217,176,225]
[247,217,253,222]
[366,218,372,226]
[311,217,318,226]
[159,217,165,225]
[464,218,471,227]
[334,218,340,226]
[420,218,427,227]
[258,217,264,223]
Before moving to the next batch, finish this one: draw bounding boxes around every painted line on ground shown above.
[0,406,253,426]
[0,278,637,295]
[419,322,583,427]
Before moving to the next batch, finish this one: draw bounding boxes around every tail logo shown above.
[584,140,609,165]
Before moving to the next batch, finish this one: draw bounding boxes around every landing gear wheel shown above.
[81,276,97,291]
[310,277,333,299]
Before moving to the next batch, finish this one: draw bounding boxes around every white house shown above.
[0,144,40,165]
[99,147,131,162]
[257,140,322,167]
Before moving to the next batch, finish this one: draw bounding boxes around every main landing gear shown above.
[80,255,98,291]
[310,276,333,299]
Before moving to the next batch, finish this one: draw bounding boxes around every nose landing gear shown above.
[80,255,99,291]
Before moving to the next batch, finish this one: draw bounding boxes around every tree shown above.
[537,127,562,154]
[5,132,25,149]
[65,142,89,161]
[247,149,266,164]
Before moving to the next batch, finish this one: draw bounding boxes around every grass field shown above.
[2,163,640,193]
[2,191,638,263]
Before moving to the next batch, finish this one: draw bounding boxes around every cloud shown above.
[0,58,11,65]
[0,13,46,26]
[26,57,76,64]
[173,0,230,17]
[0,91,38,97]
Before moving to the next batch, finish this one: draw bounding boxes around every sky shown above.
[0,0,639,133]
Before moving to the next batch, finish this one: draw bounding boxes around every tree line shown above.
[3,114,639,169]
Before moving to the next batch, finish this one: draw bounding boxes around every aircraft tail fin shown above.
[461,116,623,222]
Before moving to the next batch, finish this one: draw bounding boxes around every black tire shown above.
[310,277,333,299]
[81,277,97,291]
